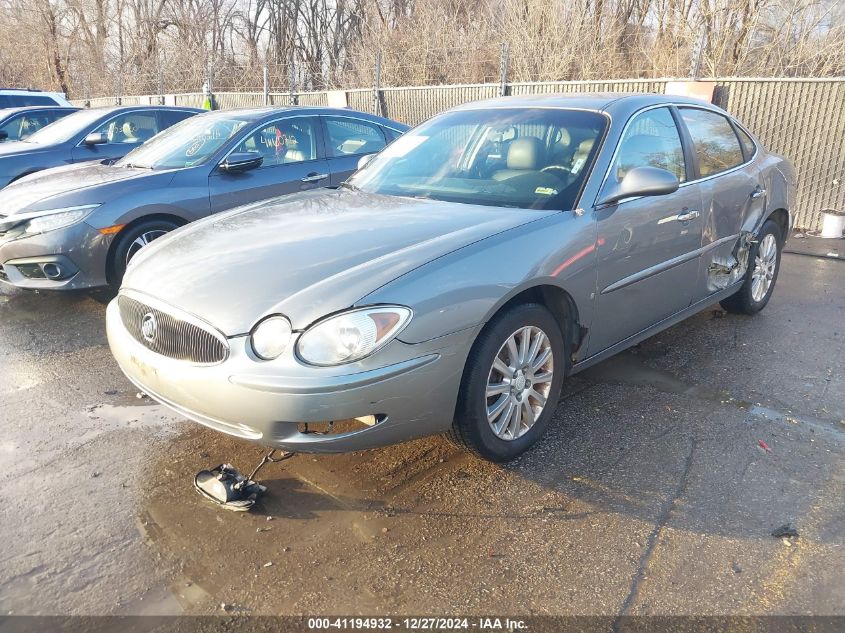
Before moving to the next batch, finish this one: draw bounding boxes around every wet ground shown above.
[0,252,843,617]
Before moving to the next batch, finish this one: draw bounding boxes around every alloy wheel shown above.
[125,230,169,266]
[485,326,554,441]
[751,233,777,302]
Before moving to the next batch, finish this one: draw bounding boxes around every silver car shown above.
[107,94,795,462]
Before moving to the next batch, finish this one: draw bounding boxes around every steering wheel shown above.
[540,165,573,179]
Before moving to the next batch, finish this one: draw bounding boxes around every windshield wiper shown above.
[122,163,153,170]
[339,181,359,192]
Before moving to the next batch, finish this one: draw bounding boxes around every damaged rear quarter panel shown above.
[695,148,793,296]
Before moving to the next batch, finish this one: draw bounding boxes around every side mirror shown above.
[357,154,374,171]
[598,166,679,206]
[0,130,8,141]
[219,152,263,173]
[83,132,108,146]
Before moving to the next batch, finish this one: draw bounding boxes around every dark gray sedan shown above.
[0,105,202,189]
[0,106,407,290]
[107,93,795,462]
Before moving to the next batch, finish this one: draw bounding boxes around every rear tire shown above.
[720,219,782,315]
[109,219,179,289]
[448,303,566,462]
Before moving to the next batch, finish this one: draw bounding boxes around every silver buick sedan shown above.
[107,94,795,462]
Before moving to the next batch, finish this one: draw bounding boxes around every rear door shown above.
[588,106,704,355]
[321,116,389,186]
[71,110,161,163]
[676,107,766,301]
[208,115,329,214]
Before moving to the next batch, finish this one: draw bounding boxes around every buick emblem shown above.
[141,313,157,342]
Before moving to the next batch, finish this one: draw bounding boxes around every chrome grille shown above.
[118,294,228,364]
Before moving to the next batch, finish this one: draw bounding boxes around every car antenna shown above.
[193,447,297,512]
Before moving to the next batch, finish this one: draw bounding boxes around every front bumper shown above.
[106,298,476,452]
[0,222,112,290]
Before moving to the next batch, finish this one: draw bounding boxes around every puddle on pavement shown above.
[132,426,496,613]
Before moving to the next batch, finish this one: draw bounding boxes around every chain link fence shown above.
[72,77,844,231]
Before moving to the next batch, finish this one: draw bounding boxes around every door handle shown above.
[750,186,766,199]
[676,209,700,222]
[301,172,328,183]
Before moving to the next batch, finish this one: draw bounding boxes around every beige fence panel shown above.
[214,92,263,109]
[381,84,500,125]
[171,93,203,108]
[713,79,845,230]
[509,79,668,96]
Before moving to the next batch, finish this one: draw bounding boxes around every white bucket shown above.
[820,210,845,239]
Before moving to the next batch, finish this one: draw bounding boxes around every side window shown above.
[0,112,58,140]
[0,94,57,107]
[611,107,686,183]
[21,95,58,106]
[679,108,744,177]
[0,113,27,141]
[325,117,386,157]
[92,112,160,144]
[233,117,319,168]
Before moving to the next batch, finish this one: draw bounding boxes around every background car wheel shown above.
[720,219,783,315]
[109,219,179,288]
[448,302,566,462]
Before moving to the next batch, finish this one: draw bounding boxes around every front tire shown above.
[109,219,178,288]
[448,303,566,462]
[720,219,782,315]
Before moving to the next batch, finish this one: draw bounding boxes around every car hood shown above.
[124,188,555,335]
[0,162,168,214]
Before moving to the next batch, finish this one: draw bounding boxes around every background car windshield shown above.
[348,108,607,210]
[24,108,105,144]
[116,115,250,169]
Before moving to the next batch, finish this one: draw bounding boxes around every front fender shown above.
[358,211,597,345]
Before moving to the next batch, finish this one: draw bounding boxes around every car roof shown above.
[453,92,724,115]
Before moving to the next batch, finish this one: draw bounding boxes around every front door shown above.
[208,116,329,214]
[588,106,703,355]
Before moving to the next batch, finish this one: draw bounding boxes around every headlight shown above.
[296,306,412,366]
[250,315,292,360]
[23,205,101,235]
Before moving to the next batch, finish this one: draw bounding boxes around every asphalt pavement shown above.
[0,252,842,617]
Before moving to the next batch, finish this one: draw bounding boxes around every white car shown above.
[0,88,72,108]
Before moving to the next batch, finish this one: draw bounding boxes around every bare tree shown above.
[0,0,841,98]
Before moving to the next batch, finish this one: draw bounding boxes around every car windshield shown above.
[116,114,251,169]
[348,108,607,210]
[24,108,107,144]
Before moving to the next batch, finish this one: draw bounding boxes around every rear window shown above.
[158,109,197,129]
[679,108,745,177]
